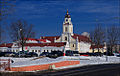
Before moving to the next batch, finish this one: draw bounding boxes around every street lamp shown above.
[18,29,22,57]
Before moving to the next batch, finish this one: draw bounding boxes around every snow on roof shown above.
[41,36,60,43]
[26,38,47,43]
[72,34,91,43]
[24,42,66,47]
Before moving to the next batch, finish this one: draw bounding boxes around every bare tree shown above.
[9,20,36,51]
[107,25,120,55]
[90,25,105,53]
[90,31,95,53]
[0,25,3,43]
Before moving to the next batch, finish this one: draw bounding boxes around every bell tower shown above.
[63,9,73,35]
[61,9,73,42]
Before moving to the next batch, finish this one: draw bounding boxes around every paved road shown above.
[0,63,120,76]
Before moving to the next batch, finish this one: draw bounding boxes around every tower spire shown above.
[67,9,69,15]
[65,9,70,18]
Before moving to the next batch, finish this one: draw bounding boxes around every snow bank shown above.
[10,56,79,67]
[0,56,120,69]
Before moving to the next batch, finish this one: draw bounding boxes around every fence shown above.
[0,59,10,71]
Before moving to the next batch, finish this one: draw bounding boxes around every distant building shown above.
[108,44,120,53]
[0,10,91,54]
[89,45,107,53]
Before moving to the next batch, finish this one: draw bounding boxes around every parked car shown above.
[72,51,80,56]
[65,50,80,56]
[116,54,120,57]
[0,52,5,57]
[15,51,28,57]
[0,52,16,57]
[65,50,73,56]
[80,52,103,56]
[25,52,38,57]
[39,52,49,57]
[47,51,63,58]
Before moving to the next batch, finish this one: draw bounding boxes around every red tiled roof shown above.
[72,34,91,42]
[41,36,60,43]
[25,38,46,42]
[90,45,104,49]
[24,42,66,47]
[0,43,13,47]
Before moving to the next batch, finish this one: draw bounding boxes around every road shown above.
[0,63,120,76]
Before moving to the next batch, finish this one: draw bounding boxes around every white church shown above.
[0,10,91,55]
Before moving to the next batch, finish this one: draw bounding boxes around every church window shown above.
[73,44,74,47]
[65,27,67,32]
[65,37,67,41]
[16,50,18,52]
[66,19,68,21]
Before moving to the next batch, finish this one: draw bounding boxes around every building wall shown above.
[89,48,106,53]
[79,42,91,53]
[0,46,64,55]
[69,42,76,51]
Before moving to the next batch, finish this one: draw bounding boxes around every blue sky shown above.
[4,0,120,39]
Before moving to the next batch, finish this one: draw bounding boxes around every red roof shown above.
[72,34,91,42]
[0,43,13,47]
[41,36,60,43]
[25,38,46,42]
[90,45,104,49]
[24,42,66,47]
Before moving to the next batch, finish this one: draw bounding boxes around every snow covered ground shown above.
[0,56,120,70]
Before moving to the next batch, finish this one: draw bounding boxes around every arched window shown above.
[65,27,67,32]
[65,37,67,41]
[73,44,74,47]
[66,19,68,21]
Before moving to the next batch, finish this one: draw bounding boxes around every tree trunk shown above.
[92,49,94,53]
[22,44,24,51]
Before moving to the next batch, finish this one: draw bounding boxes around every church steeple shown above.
[65,9,71,18]
[63,9,73,35]
[67,9,69,15]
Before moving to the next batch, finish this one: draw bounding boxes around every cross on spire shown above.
[67,9,69,15]
[65,9,70,18]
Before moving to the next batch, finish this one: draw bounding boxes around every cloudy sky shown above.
[6,0,120,38]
